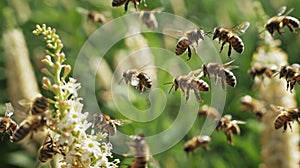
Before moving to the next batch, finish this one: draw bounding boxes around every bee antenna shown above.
[272,71,279,78]
[163,82,173,85]
[258,29,265,34]
[168,84,174,94]
[118,78,124,85]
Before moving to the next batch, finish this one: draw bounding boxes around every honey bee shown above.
[0,103,18,140]
[216,114,246,145]
[112,0,147,12]
[183,135,211,154]
[201,60,238,90]
[122,69,152,93]
[275,64,300,92]
[175,29,206,60]
[38,133,64,163]
[240,95,267,120]
[76,7,107,24]
[12,96,50,142]
[212,21,250,57]
[198,105,220,121]
[273,106,300,132]
[93,113,131,140]
[265,6,300,37]
[168,75,210,103]
[139,8,163,30]
[123,135,159,168]
[248,65,277,80]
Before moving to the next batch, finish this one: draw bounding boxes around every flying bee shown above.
[122,69,152,93]
[212,21,250,58]
[265,6,300,37]
[248,65,277,80]
[198,105,220,121]
[216,114,246,145]
[183,135,211,154]
[93,113,131,141]
[112,0,147,12]
[139,8,163,30]
[273,106,300,132]
[87,10,106,24]
[174,29,206,60]
[12,96,50,142]
[201,60,238,90]
[123,135,159,168]
[240,95,267,120]
[275,64,300,92]
[167,75,210,103]
[0,103,18,140]
[37,133,65,164]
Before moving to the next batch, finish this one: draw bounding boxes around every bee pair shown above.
[0,96,50,143]
[174,21,250,60]
[197,105,246,145]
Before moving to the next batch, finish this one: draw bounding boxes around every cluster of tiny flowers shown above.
[33,24,119,167]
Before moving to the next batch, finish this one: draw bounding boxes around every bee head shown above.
[212,27,221,40]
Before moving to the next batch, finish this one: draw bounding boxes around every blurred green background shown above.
[0,0,299,168]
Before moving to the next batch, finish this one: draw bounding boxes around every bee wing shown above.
[5,103,14,118]
[113,119,132,126]
[163,28,186,38]
[233,120,246,125]
[231,21,250,35]
[76,7,89,15]
[223,60,238,70]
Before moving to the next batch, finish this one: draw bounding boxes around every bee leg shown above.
[185,87,190,103]
[133,1,138,11]
[221,78,226,91]
[287,24,295,33]
[220,41,226,53]
[187,46,192,61]
[288,122,293,132]
[124,0,130,12]
[283,122,287,133]
[180,85,185,95]
[225,131,233,145]
[193,89,202,103]
[228,43,232,58]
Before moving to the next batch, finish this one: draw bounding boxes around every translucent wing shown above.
[5,103,14,118]
[231,21,250,35]
[113,119,132,126]
[277,6,294,16]
[163,28,186,38]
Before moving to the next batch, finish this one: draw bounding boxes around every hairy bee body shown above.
[240,95,266,120]
[38,134,64,163]
[12,115,47,142]
[198,105,220,121]
[265,6,299,36]
[0,117,18,140]
[274,108,300,132]
[213,22,249,57]
[202,61,237,90]
[277,64,300,92]
[87,11,106,23]
[112,0,142,12]
[140,10,158,30]
[183,135,211,154]
[123,69,152,93]
[216,114,246,145]
[12,96,49,142]
[175,29,205,60]
[170,75,209,103]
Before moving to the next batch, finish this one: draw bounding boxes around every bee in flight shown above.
[112,0,147,12]
[198,60,238,90]
[198,105,220,121]
[272,106,300,132]
[212,21,250,58]
[248,65,277,81]
[92,113,131,141]
[139,8,163,30]
[183,135,211,154]
[36,133,65,166]
[76,7,107,24]
[167,74,210,103]
[175,29,206,61]
[265,6,300,37]
[123,135,159,168]
[0,103,18,140]
[216,114,246,145]
[240,95,267,120]
[12,96,50,142]
[274,64,300,92]
[122,69,152,93]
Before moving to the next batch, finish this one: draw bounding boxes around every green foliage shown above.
[0,0,300,167]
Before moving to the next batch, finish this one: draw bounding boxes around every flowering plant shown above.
[33,24,119,168]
